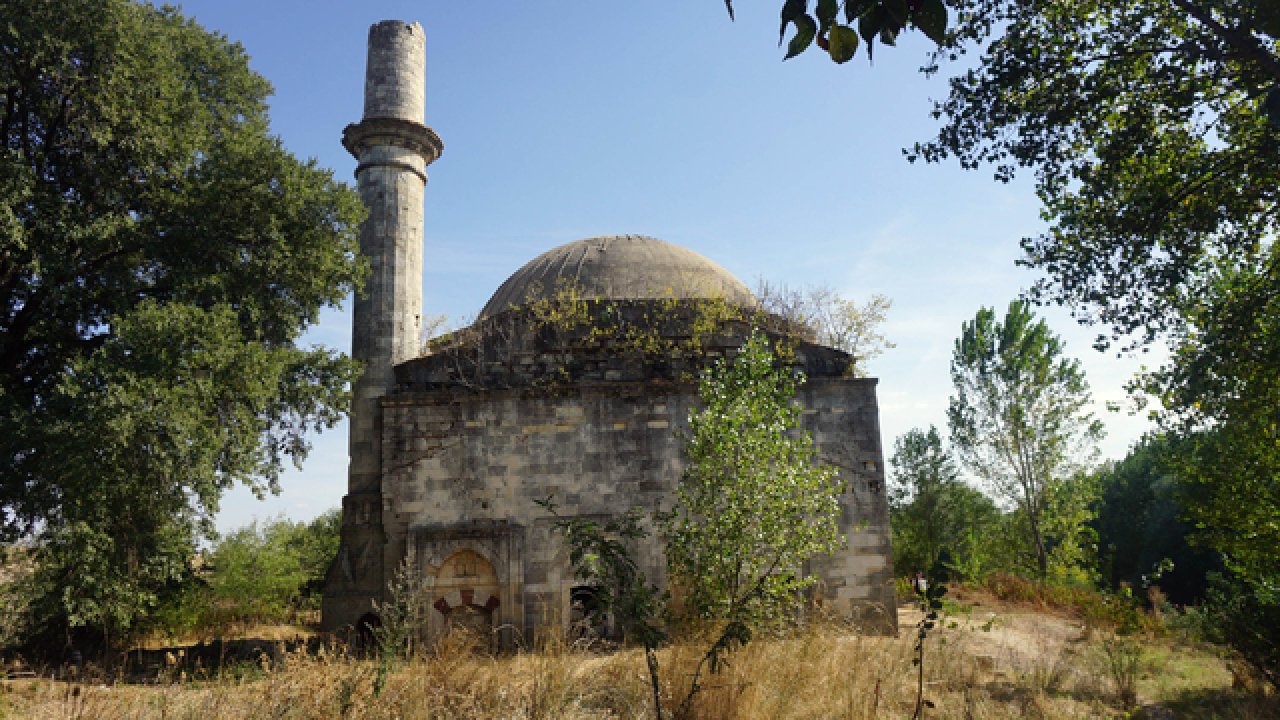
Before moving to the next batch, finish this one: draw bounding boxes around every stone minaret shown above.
[323,20,442,630]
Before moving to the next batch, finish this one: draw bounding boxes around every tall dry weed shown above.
[1,615,1259,720]
[1098,633,1145,710]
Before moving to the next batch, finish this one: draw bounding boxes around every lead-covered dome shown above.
[479,235,756,319]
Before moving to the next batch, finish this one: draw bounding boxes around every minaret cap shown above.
[343,20,443,172]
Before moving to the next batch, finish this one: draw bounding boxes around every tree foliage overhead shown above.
[909,0,1280,348]
[948,301,1103,578]
[728,1,1279,347]
[1134,261,1280,584]
[1,0,364,645]
[724,0,950,63]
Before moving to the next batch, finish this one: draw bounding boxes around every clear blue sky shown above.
[168,1,1157,533]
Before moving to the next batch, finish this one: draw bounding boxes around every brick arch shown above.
[432,589,501,615]
[431,548,500,616]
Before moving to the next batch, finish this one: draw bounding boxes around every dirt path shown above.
[904,588,1076,631]
[894,589,1246,719]
[899,595,1090,672]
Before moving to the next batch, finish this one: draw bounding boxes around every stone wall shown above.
[400,301,854,392]
[379,372,896,644]
[800,377,897,631]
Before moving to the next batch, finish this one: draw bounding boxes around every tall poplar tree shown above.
[947,302,1103,578]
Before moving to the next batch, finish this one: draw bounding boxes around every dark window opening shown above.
[569,585,614,643]
[355,612,382,653]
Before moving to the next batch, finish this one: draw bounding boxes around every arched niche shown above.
[430,548,500,643]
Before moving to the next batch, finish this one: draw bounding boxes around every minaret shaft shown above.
[323,20,442,630]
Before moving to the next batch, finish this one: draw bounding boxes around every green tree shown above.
[29,511,196,651]
[1091,439,1220,604]
[1196,571,1280,689]
[1033,469,1100,582]
[2,0,364,649]
[292,509,343,601]
[888,426,957,574]
[948,301,1103,579]
[663,332,843,715]
[1141,266,1280,584]
[545,331,843,719]
[664,332,844,630]
[207,521,311,626]
[204,511,342,626]
[888,425,999,577]
[141,510,340,641]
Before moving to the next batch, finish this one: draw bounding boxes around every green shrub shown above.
[1194,571,1279,690]
[978,573,1154,633]
[146,510,340,639]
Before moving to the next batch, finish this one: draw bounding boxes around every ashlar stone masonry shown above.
[321,22,897,645]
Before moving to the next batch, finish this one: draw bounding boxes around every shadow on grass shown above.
[1156,685,1279,720]
[54,633,354,684]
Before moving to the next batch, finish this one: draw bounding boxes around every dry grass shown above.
[1,603,1272,720]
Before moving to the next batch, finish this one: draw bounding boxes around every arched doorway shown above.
[354,612,382,654]
[431,549,500,647]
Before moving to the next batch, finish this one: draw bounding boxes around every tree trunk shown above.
[1028,512,1049,579]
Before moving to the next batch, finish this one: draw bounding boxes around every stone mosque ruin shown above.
[321,20,897,645]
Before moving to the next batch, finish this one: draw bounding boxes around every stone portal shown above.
[430,549,500,643]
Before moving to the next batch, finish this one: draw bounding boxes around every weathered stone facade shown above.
[321,21,897,642]
[322,20,442,627]
[379,369,895,645]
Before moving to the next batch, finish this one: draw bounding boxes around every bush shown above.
[1194,571,1279,690]
[0,545,34,649]
[146,510,340,639]
[978,573,1154,632]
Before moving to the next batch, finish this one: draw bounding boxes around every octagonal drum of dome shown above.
[478,235,757,319]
